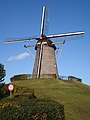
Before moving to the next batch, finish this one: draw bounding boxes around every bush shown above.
[0,84,9,99]
[0,63,6,83]
[0,98,65,120]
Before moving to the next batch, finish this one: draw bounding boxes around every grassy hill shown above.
[12,79,90,120]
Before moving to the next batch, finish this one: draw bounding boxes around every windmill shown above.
[5,6,85,79]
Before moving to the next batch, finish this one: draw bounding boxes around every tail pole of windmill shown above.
[5,6,85,79]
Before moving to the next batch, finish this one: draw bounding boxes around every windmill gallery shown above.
[5,6,85,80]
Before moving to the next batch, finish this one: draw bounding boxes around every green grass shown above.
[12,79,90,120]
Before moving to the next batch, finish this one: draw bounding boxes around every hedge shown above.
[0,98,65,120]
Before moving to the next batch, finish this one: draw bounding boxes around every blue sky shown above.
[0,0,90,85]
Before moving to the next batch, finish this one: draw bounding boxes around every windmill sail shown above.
[46,31,84,39]
[4,37,38,44]
[46,31,85,44]
[40,6,46,37]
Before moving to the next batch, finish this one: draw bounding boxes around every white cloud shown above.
[8,52,30,61]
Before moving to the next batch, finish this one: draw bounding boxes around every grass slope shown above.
[13,79,90,120]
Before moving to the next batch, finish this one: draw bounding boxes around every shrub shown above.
[0,63,6,83]
[0,84,9,99]
[0,98,65,120]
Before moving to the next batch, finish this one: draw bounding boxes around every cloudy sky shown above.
[0,0,90,85]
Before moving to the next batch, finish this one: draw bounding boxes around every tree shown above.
[0,63,6,83]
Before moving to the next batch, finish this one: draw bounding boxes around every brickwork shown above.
[32,45,58,78]
[40,46,58,77]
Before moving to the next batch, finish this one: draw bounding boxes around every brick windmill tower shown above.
[5,6,84,79]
